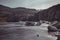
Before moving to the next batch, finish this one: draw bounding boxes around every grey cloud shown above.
[0,0,60,9]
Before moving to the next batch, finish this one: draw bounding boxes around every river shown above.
[0,23,57,40]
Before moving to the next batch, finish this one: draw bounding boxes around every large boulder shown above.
[57,35,60,40]
[48,21,60,32]
[48,26,58,32]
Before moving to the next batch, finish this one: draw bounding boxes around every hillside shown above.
[0,5,38,22]
[34,4,60,22]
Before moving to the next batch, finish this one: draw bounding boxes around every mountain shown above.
[0,5,38,22]
[1,4,60,22]
[12,7,38,21]
[35,4,60,22]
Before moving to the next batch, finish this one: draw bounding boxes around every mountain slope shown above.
[35,4,60,22]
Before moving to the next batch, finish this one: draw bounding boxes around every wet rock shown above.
[48,26,58,32]
[57,35,60,40]
[36,34,39,37]
[25,21,34,26]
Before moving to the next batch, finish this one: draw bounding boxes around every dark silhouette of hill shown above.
[1,4,60,22]
[0,5,38,22]
[34,4,60,22]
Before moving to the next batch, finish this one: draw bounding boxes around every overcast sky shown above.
[0,0,60,9]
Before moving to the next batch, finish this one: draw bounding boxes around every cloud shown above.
[0,0,60,9]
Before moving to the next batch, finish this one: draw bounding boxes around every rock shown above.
[57,35,60,40]
[48,26,58,32]
[25,21,35,26]
[36,34,39,37]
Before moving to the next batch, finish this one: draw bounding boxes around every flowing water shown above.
[0,22,57,40]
